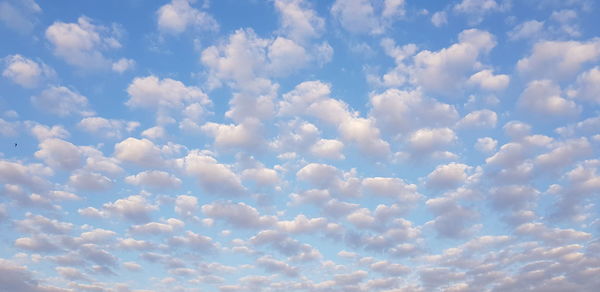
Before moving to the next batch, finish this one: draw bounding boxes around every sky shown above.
[0,0,600,291]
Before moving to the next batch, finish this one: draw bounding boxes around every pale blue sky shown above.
[1,0,600,291]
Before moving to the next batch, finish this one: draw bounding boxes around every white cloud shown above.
[202,201,276,229]
[309,139,345,160]
[475,137,497,153]
[431,11,447,27]
[331,0,381,35]
[125,170,182,190]
[156,0,218,35]
[408,128,456,154]
[126,75,210,111]
[517,39,600,81]
[467,69,510,91]
[141,126,166,140]
[241,167,279,187]
[571,66,600,103]
[274,0,324,42]
[2,54,54,88]
[456,109,498,129]
[453,0,508,24]
[370,89,458,136]
[0,0,41,33]
[69,170,113,191]
[518,80,580,117]
[175,195,198,218]
[201,119,264,150]
[361,177,421,204]
[508,20,545,41]
[45,16,121,69]
[178,150,246,196]
[78,116,139,139]
[111,58,135,73]
[114,137,165,168]
[34,138,82,170]
[426,163,471,189]
[413,29,496,95]
[31,86,93,117]
[103,195,158,223]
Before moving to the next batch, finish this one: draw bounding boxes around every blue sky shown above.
[1,0,600,291]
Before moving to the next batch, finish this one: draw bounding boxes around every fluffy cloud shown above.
[517,39,600,81]
[114,137,165,168]
[331,0,381,35]
[202,201,276,229]
[456,109,498,129]
[156,0,218,35]
[126,75,211,111]
[0,0,41,33]
[2,54,54,88]
[426,163,472,189]
[125,170,182,190]
[467,69,510,91]
[78,116,139,139]
[178,150,246,196]
[45,16,121,69]
[571,66,600,103]
[413,29,496,95]
[274,0,324,43]
[518,80,580,117]
[31,86,93,117]
[34,138,83,170]
[103,195,158,223]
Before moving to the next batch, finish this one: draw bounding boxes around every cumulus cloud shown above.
[45,16,122,69]
[178,150,246,196]
[2,54,54,88]
[274,0,324,43]
[518,79,580,117]
[156,0,218,35]
[517,38,600,81]
[114,137,165,168]
[125,170,182,190]
[413,29,496,95]
[202,201,276,229]
[102,195,157,223]
[0,0,41,33]
[31,86,93,117]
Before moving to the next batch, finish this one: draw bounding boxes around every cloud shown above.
[457,109,498,129]
[571,66,600,104]
[453,0,509,24]
[0,0,41,33]
[517,38,600,81]
[78,116,139,139]
[114,137,165,168]
[2,55,54,88]
[413,29,496,95]
[102,195,158,223]
[156,0,218,35]
[178,150,246,196]
[111,58,135,73]
[45,16,122,69]
[426,163,472,189]
[202,201,276,229]
[274,0,324,42]
[34,138,83,170]
[125,170,181,190]
[31,86,93,117]
[467,69,510,91]
[0,258,69,292]
[518,79,580,117]
[508,20,545,41]
[331,0,381,35]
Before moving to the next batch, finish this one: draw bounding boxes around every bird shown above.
[14,143,17,147]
